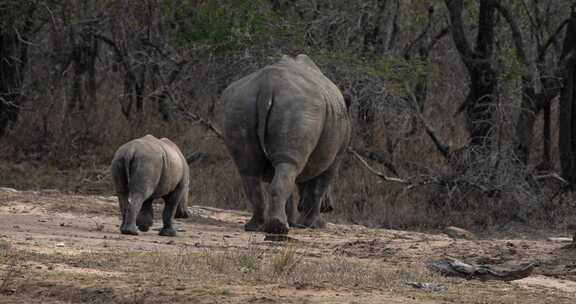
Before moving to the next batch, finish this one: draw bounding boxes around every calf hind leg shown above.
[174,197,192,219]
[121,193,146,235]
[160,182,187,237]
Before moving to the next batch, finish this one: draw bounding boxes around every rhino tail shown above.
[111,147,136,196]
[256,88,274,158]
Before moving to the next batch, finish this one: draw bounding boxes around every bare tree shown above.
[0,1,37,137]
[445,0,498,149]
[559,7,576,186]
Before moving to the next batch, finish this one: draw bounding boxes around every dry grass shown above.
[3,240,574,304]
[0,242,29,295]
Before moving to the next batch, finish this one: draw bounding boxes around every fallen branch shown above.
[180,109,223,139]
[427,257,538,281]
[163,91,223,138]
[347,147,409,184]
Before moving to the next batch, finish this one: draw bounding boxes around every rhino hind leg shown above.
[285,193,299,227]
[320,186,334,213]
[298,185,333,214]
[296,172,332,229]
[121,193,146,235]
[136,199,154,232]
[241,176,266,231]
[159,182,187,237]
[174,183,191,219]
[174,200,192,219]
[116,193,129,223]
[112,159,130,227]
[263,163,298,235]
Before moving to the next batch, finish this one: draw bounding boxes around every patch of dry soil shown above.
[1,189,575,303]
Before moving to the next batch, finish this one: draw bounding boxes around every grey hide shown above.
[222,54,351,235]
[111,135,191,236]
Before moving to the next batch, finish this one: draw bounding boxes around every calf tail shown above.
[111,147,136,207]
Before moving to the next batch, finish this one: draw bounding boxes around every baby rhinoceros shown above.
[111,135,191,236]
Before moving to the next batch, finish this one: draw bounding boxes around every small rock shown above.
[264,234,298,242]
[0,288,16,295]
[444,226,476,240]
[12,225,20,229]
[55,242,65,247]
[406,282,447,292]
[547,237,573,243]
[40,189,60,194]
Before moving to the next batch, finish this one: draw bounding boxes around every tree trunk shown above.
[0,34,24,137]
[0,4,36,137]
[559,10,576,185]
[446,0,498,148]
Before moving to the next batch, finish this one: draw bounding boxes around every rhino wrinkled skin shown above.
[111,135,191,236]
[222,54,351,235]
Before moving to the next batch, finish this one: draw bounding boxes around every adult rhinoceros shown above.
[222,54,351,235]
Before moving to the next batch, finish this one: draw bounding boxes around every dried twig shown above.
[533,172,569,184]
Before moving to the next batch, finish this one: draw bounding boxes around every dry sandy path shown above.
[1,189,575,303]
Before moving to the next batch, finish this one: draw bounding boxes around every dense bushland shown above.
[1,0,576,232]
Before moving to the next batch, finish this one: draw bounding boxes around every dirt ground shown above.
[1,188,576,304]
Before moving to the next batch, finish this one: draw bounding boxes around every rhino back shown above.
[159,138,189,184]
[222,55,350,180]
[113,135,184,199]
[262,57,350,179]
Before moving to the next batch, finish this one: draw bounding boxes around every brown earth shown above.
[0,188,575,304]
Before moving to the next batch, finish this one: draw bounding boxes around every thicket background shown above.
[2,0,576,235]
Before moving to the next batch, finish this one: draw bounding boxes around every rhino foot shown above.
[263,217,289,235]
[120,225,139,235]
[137,224,150,232]
[320,203,333,213]
[244,216,264,232]
[136,216,153,232]
[288,217,299,228]
[159,227,177,237]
